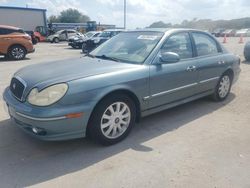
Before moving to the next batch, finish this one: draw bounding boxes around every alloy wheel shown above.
[11,47,25,60]
[100,102,131,139]
[218,75,231,98]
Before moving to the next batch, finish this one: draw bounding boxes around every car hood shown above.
[90,36,109,41]
[14,57,142,92]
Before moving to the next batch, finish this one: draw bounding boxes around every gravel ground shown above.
[0,39,250,188]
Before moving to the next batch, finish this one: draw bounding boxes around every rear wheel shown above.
[53,37,59,43]
[8,45,26,60]
[245,56,250,61]
[244,51,250,61]
[212,73,232,101]
[88,94,136,145]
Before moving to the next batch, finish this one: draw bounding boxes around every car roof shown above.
[124,28,206,33]
[103,29,124,32]
[0,25,21,30]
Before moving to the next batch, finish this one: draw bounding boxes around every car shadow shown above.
[0,57,31,62]
[0,94,235,187]
[242,60,250,65]
[64,47,81,50]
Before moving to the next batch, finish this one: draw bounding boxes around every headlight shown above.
[78,39,84,43]
[28,83,68,106]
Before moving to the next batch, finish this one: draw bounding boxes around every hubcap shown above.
[101,102,131,139]
[12,47,24,59]
[218,75,231,98]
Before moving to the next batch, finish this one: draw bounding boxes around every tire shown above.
[53,38,59,43]
[82,43,87,53]
[244,51,250,61]
[8,45,27,60]
[212,73,232,101]
[245,55,250,61]
[32,38,38,45]
[88,94,136,145]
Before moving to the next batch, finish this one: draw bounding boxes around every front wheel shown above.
[8,45,26,60]
[88,94,136,145]
[212,74,232,101]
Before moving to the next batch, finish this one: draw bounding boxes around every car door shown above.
[0,28,13,54]
[191,32,227,93]
[0,28,7,53]
[148,32,199,109]
[59,30,67,40]
[68,31,76,38]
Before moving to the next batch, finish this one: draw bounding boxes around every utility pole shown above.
[124,0,126,29]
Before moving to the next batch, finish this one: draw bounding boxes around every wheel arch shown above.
[223,68,234,81]
[86,88,141,135]
[8,44,27,54]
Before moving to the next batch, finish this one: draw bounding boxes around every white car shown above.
[235,29,250,37]
[47,29,79,43]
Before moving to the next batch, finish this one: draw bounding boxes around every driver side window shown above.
[161,32,193,60]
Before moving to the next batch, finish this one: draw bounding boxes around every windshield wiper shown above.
[84,53,95,58]
[95,55,120,62]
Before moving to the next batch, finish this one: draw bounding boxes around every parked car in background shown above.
[68,31,101,49]
[82,29,123,53]
[235,29,250,37]
[244,41,250,61]
[221,29,236,37]
[3,28,241,145]
[211,28,225,37]
[25,31,38,45]
[67,32,85,48]
[0,25,34,60]
[47,29,79,43]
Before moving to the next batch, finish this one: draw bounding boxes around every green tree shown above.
[48,15,59,23]
[148,21,172,28]
[58,8,90,23]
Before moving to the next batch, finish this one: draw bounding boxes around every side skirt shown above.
[141,90,213,117]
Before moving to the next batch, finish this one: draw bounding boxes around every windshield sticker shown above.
[137,35,159,40]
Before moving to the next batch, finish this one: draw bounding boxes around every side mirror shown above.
[159,52,180,64]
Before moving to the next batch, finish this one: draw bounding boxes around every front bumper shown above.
[28,48,35,54]
[3,87,91,141]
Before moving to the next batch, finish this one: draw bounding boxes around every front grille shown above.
[10,77,25,101]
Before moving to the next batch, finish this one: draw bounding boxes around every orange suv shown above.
[0,25,35,60]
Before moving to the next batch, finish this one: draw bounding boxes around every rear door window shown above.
[192,32,219,56]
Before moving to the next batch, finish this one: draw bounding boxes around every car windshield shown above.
[90,31,164,64]
[99,31,111,37]
[86,32,96,38]
[55,30,63,34]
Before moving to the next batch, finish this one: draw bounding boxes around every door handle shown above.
[3,38,11,40]
[218,61,225,65]
[186,66,196,72]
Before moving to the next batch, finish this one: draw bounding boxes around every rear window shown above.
[0,28,24,35]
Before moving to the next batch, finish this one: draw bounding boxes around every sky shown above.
[0,0,250,29]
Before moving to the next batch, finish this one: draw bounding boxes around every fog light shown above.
[32,127,38,134]
[32,127,46,135]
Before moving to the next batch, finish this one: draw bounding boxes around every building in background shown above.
[0,6,47,32]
